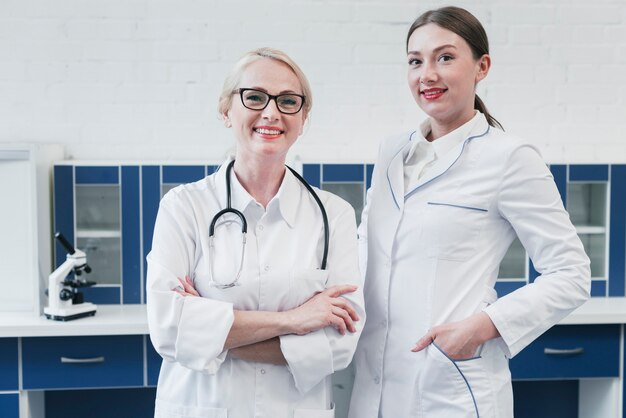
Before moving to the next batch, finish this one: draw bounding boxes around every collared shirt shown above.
[403,111,481,193]
[147,161,364,418]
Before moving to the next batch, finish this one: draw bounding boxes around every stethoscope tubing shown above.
[285,165,329,270]
[208,160,329,288]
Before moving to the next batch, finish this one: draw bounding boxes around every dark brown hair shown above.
[406,6,503,130]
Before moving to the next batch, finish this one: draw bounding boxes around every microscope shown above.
[44,232,97,321]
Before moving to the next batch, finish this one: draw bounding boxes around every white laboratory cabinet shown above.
[0,144,62,315]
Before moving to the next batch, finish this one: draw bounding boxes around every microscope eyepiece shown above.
[55,232,76,255]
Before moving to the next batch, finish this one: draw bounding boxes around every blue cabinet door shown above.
[146,337,162,387]
[0,338,18,390]
[0,394,19,418]
[510,324,620,380]
[54,165,146,304]
[22,335,144,389]
[609,165,626,297]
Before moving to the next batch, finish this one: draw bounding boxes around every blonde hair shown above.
[218,47,312,119]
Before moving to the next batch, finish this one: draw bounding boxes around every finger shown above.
[324,284,358,298]
[332,306,356,333]
[331,298,359,321]
[187,279,200,296]
[177,277,189,292]
[179,276,199,296]
[330,314,347,335]
[411,332,434,353]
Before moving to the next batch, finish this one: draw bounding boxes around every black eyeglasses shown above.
[234,88,305,115]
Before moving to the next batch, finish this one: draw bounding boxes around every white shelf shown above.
[575,225,606,234]
[75,229,121,238]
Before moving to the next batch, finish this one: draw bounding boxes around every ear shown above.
[223,112,232,128]
[475,54,491,83]
[299,111,307,136]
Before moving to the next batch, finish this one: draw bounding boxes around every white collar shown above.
[406,111,483,162]
[214,159,300,228]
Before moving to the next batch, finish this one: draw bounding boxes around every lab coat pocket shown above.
[423,200,488,261]
[415,343,491,418]
[294,402,335,418]
[287,268,330,310]
[154,399,228,418]
[193,269,259,310]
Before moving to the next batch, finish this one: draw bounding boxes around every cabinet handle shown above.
[543,347,584,355]
[60,356,105,364]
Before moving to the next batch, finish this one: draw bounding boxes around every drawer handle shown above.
[60,356,105,364]
[544,348,584,355]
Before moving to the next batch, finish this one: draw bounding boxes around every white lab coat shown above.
[349,114,590,418]
[147,162,364,418]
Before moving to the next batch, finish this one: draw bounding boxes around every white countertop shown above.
[559,297,626,325]
[1,297,626,338]
[0,305,148,337]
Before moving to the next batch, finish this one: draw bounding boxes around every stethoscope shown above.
[208,160,329,289]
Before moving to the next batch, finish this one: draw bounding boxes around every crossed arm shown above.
[175,276,360,365]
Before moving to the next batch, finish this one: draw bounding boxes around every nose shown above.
[261,98,281,121]
[420,60,437,86]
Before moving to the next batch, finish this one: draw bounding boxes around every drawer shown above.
[0,394,19,418]
[510,324,620,380]
[146,337,162,387]
[0,338,18,390]
[22,335,144,390]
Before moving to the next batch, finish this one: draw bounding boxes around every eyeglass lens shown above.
[241,89,303,114]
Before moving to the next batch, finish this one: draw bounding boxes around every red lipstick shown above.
[421,88,446,100]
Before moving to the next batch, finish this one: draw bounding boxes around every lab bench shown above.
[2,301,626,418]
[0,305,158,418]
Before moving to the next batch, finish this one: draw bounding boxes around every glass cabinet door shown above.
[75,184,121,285]
[319,164,367,224]
[567,183,608,279]
[498,238,526,280]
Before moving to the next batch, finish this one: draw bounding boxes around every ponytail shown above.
[475,94,503,130]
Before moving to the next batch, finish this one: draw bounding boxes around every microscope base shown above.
[44,303,97,321]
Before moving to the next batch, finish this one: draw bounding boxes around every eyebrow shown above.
[407,44,457,56]
[248,86,301,95]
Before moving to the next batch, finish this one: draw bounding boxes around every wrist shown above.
[277,310,296,335]
[476,311,500,342]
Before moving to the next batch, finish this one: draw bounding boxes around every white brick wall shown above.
[1,0,625,163]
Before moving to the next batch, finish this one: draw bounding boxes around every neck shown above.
[233,153,286,208]
[428,108,476,141]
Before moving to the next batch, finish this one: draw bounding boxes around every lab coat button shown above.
[264,266,270,272]
[374,376,380,384]
[258,224,264,231]
[260,368,266,374]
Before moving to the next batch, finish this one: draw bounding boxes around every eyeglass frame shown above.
[233,88,306,115]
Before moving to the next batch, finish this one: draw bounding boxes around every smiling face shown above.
[407,23,490,134]
[224,58,306,164]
